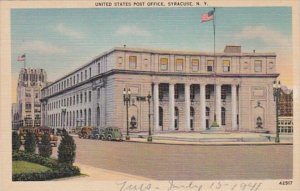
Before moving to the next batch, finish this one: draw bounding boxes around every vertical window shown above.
[254,60,262,72]
[129,56,137,69]
[207,60,214,72]
[221,86,229,100]
[81,72,83,81]
[192,59,199,72]
[88,108,91,126]
[70,97,72,106]
[84,92,87,102]
[98,62,100,74]
[73,76,75,85]
[73,95,75,105]
[176,58,184,71]
[160,58,168,71]
[77,94,79,104]
[89,91,91,102]
[77,74,79,83]
[97,88,100,99]
[205,86,211,99]
[223,60,230,72]
[206,107,210,116]
[221,107,226,125]
[89,68,91,78]
[80,93,82,103]
[85,70,87,80]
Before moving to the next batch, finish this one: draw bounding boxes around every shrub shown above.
[12,131,21,152]
[58,131,76,165]
[24,131,36,153]
[38,133,52,158]
[13,151,58,169]
[12,151,80,181]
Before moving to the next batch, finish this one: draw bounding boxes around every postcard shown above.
[0,0,299,191]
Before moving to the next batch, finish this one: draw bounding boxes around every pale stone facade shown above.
[41,46,278,133]
[12,68,47,129]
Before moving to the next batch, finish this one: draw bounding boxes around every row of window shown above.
[128,56,266,73]
[46,67,92,96]
[158,106,239,127]
[47,108,92,127]
[158,85,232,100]
[47,90,93,111]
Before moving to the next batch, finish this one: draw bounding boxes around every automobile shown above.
[34,126,58,147]
[78,126,94,139]
[89,128,101,139]
[99,127,122,141]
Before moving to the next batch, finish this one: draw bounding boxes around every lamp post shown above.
[273,80,281,143]
[123,88,131,140]
[147,93,152,142]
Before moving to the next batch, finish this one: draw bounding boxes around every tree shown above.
[24,131,36,153]
[58,131,76,165]
[12,131,21,152]
[38,133,52,158]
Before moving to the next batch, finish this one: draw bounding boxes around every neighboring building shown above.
[41,46,278,133]
[11,103,18,130]
[278,86,293,134]
[12,68,47,129]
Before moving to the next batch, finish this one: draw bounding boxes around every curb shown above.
[122,139,293,146]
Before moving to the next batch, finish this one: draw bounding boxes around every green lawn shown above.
[12,161,50,174]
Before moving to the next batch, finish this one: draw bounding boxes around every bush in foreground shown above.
[12,131,21,152]
[58,132,76,165]
[12,151,80,181]
[24,131,36,153]
[38,133,52,158]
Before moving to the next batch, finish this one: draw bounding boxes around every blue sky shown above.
[11,7,292,100]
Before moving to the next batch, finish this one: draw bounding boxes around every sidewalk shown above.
[55,163,150,181]
[125,132,293,145]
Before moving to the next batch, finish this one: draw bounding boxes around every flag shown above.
[17,54,26,61]
[201,10,214,22]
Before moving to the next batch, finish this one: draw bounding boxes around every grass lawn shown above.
[13,161,50,174]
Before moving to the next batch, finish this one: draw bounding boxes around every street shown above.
[53,137,292,180]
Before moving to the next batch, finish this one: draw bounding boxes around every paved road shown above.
[54,137,293,180]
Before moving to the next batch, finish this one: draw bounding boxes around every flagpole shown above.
[211,7,219,128]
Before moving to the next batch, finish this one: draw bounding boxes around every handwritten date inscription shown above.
[116,181,262,191]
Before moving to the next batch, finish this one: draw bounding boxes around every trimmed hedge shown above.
[12,132,21,152]
[12,151,80,181]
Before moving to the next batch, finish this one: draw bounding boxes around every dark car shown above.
[99,127,122,141]
[90,128,101,139]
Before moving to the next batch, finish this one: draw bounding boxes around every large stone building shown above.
[40,46,278,133]
[278,86,293,134]
[12,68,47,129]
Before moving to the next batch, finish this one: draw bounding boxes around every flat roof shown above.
[42,47,277,90]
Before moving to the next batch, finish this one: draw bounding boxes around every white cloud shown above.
[115,25,151,37]
[18,40,67,55]
[234,26,291,50]
[54,23,84,39]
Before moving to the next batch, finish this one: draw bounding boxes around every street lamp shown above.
[147,93,152,142]
[123,88,131,140]
[273,80,281,143]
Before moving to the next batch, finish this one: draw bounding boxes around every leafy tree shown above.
[38,133,52,158]
[24,131,36,153]
[58,131,76,165]
[12,131,21,152]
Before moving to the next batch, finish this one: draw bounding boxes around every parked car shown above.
[78,126,94,139]
[34,126,58,147]
[99,127,122,141]
[89,128,101,139]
